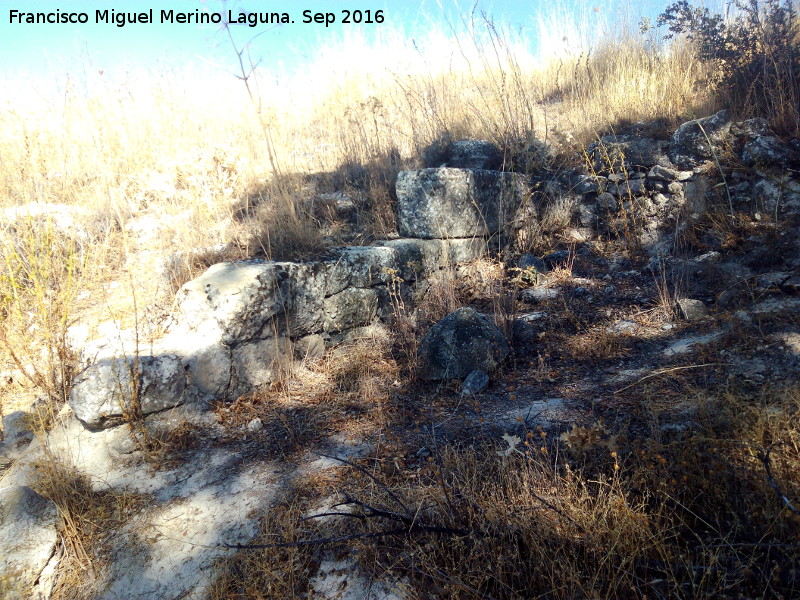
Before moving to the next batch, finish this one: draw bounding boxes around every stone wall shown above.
[67,112,800,429]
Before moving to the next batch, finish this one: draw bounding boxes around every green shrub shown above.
[658,0,800,132]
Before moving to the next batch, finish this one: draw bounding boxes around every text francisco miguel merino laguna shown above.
[7,8,361,28]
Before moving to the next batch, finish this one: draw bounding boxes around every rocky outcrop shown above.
[0,485,59,599]
[418,307,510,380]
[669,110,731,169]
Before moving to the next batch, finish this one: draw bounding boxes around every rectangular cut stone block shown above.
[176,261,289,345]
[376,238,488,280]
[231,336,292,395]
[277,262,328,335]
[323,288,378,333]
[396,168,529,239]
[323,246,398,296]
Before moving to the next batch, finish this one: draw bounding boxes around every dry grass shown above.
[0,216,82,418]
[30,455,146,600]
[208,490,319,599]
[214,329,400,457]
[214,382,800,599]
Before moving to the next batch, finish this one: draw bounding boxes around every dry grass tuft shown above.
[209,496,318,600]
[31,456,146,600]
[215,330,400,457]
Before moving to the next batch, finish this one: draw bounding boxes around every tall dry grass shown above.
[0,7,707,213]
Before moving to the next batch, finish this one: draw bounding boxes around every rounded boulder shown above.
[418,307,510,381]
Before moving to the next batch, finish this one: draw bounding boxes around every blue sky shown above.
[0,0,675,78]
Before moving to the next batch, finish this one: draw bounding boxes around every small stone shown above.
[516,254,549,275]
[614,179,646,196]
[577,204,597,227]
[247,418,263,433]
[516,311,548,322]
[461,370,489,396]
[676,298,709,321]
[693,251,721,264]
[573,176,601,194]
[652,193,669,206]
[667,181,684,195]
[597,192,619,212]
[607,320,637,334]
[520,287,561,303]
[648,165,679,181]
[565,228,594,243]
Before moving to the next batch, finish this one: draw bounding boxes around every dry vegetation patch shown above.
[30,456,148,600]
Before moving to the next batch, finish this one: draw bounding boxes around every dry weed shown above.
[31,456,146,600]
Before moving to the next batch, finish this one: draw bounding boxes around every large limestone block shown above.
[446,238,490,265]
[176,261,289,345]
[589,135,668,173]
[0,485,59,599]
[158,328,232,400]
[396,168,529,238]
[376,238,488,280]
[323,246,399,296]
[324,288,379,333]
[418,307,510,380]
[69,354,189,429]
[742,136,800,167]
[231,336,292,394]
[277,262,328,335]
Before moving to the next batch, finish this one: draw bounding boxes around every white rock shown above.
[0,485,59,599]
[69,354,190,429]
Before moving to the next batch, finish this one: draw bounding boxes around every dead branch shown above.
[758,446,800,515]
